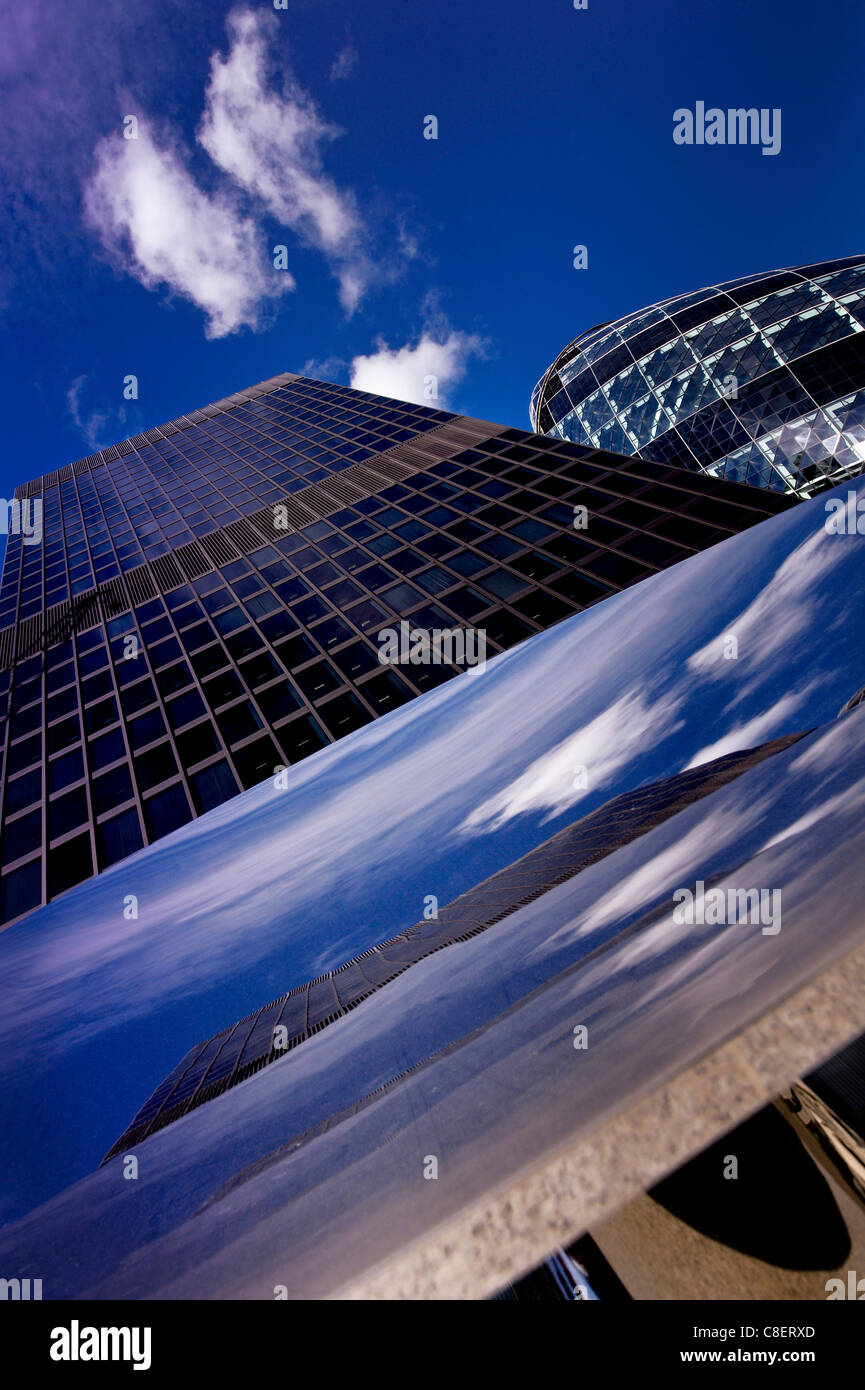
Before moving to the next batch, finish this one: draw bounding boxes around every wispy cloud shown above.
[330,36,358,82]
[687,528,847,679]
[81,7,392,332]
[84,121,289,338]
[683,688,816,769]
[198,8,367,313]
[460,686,685,833]
[66,374,134,452]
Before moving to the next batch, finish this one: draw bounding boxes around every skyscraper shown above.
[0,372,792,927]
[530,254,865,497]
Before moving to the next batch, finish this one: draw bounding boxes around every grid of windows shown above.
[0,381,793,928]
[0,376,451,629]
[530,255,865,497]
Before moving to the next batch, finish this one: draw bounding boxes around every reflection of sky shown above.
[1,703,863,1298]
[0,478,863,1226]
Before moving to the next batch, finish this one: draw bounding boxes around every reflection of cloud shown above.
[687,529,846,680]
[683,688,815,769]
[760,781,865,852]
[577,805,763,935]
[460,687,684,833]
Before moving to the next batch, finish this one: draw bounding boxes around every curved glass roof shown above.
[530,256,865,497]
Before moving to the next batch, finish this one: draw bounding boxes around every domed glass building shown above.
[530,255,865,496]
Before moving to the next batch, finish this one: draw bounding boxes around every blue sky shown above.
[1,0,863,504]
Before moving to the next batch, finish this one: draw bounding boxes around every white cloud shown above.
[84,122,289,339]
[687,529,846,679]
[576,807,758,936]
[683,688,815,769]
[460,686,684,834]
[349,329,485,406]
[65,374,137,451]
[66,375,108,451]
[330,39,358,82]
[198,9,365,312]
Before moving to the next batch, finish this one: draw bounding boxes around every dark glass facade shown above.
[530,255,865,497]
[0,372,793,928]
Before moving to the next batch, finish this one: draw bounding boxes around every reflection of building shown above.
[0,374,791,927]
[104,730,803,1159]
[530,255,865,498]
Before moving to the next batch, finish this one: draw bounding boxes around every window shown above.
[358,670,413,714]
[318,691,372,738]
[7,733,42,775]
[46,715,81,757]
[78,646,109,678]
[231,734,281,790]
[274,632,318,668]
[155,661,192,697]
[96,807,144,870]
[203,669,244,708]
[5,767,41,815]
[83,697,118,735]
[293,661,342,702]
[224,627,265,661]
[50,786,89,840]
[189,645,228,680]
[143,784,192,842]
[214,607,247,636]
[179,622,214,654]
[11,704,42,740]
[167,689,206,730]
[255,681,303,725]
[45,662,75,696]
[330,641,379,682]
[175,721,221,768]
[48,832,92,898]
[128,708,166,752]
[216,700,263,745]
[149,636,183,668]
[189,761,239,815]
[277,713,329,763]
[92,764,134,816]
[0,859,42,926]
[46,686,79,721]
[2,808,41,864]
[48,746,84,795]
[239,651,280,688]
[135,742,178,793]
[82,669,114,705]
[258,610,298,644]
